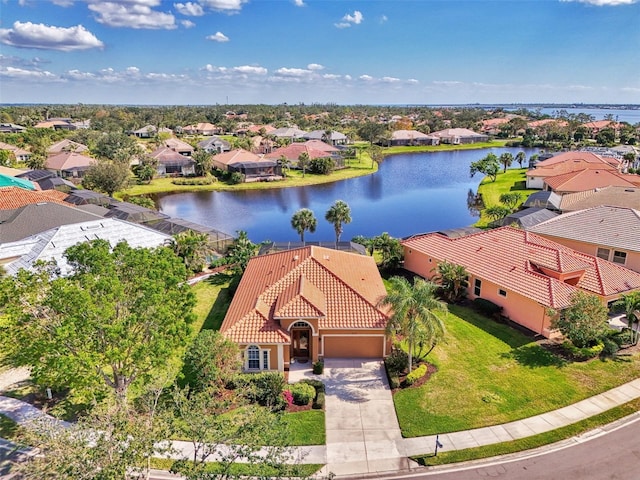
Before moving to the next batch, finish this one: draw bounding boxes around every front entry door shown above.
[292,329,310,360]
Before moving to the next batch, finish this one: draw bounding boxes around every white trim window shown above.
[245,345,270,371]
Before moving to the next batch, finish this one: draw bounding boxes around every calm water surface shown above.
[157,147,538,242]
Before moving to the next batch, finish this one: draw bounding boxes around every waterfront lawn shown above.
[393,304,640,437]
[474,168,537,228]
[383,139,512,156]
[118,155,376,198]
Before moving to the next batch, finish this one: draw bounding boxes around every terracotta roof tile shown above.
[403,227,640,309]
[0,187,69,210]
[221,246,388,344]
[544,169,637,193]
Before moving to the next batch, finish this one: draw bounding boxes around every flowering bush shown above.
[282,389,293,407]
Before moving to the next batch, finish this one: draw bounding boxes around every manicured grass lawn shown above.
[413,398,640,466]
[383,139,513,156]
[474,168,537,227]
[150,458,323,476]
[117,157,376,198]
[190,274,233,332]
[282,410,326,446]
[394,305,640,437]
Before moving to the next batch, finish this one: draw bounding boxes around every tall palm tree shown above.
[297,152,310,178]
[290,208,317,242]
[325,200,352,243]
[378,277,447,372]
[515,151,526,169]
[170,229,213,273]
[613,292,640,345]
[499,152,514,173]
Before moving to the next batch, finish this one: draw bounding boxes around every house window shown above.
[247,345,260,370]
[262,350,269,371]
[498,289,507,297]
[596,247,610,260]
[474,278,482,296]
[612,251,627,265]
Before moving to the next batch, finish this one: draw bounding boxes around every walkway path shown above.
[3,365,640,477]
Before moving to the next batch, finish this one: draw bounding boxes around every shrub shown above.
[312,391,325,410]
[384,349,408,375]
[388,374,400,390]
[405,364,428,386]
[183,330,241,391]
[282,390,293,407]
[562,340,604,361]
[601,338,620,358]
[229,172,244,184]
[172,174,215,186]
[472,298,503,317]
[299,379,325,394]
[312,361,324,374]
[290,382,315,406]
[308,157,335,175]
[231,372,285,408]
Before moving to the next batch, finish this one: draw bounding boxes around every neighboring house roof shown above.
[0,202,104,243]
[64,189,112,207]
[522,191,563,210]
[163,138,194,153]
[0,166,28,177]
[302,130,348,142]
[544,169,639,193]
[265,143,334,161]
[391,130,437,141]
[220,246,389,344]
[558,186,640,212]
[527,119,568,128]
[197,136,231,151]
[498,207,559,229]
[45,152,94,172]
[0,174,36,191]
[104,201,169,223]
[529,206,640,253]
[0,187,68,210]
[0,141,31,158]
[481,118,510,127]
[532,151,620,169]
[150,147,195,166]
[182,123,219,133]
[47,139,88,154]
[431,128,487,139]
[302,140,340,153]
[269,127,308,139]
[1,218,171,276]
[213,149,262,167]
[244,125,276,134]
[403,227,640,309]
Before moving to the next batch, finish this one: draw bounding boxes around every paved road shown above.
[389,416,640,480]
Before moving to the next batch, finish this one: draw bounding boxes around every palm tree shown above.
[432,261,468,303]
[613,292,640,345]
[297,152,310,178]
[325,200,352,243]
[171,229,213,273]
[499,152,514,173]
[291,208,317,242]
[378,277,447,372]
[515,151,526,168]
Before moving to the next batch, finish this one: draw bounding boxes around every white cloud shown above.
[64,69,97,80]
[0,66,56,79]
[380,15,388,23]
[0,55,50,68]
[335,10,363,28]
[432,80,464,86]
[181,20,196,28]
[0,21,104,51]
[232,65,267,75]
[276,67,311,77]
[382,76,400,83]
[307,63,324,71]
[322,74,341,80]
[174,2,204,16]
[199,0,248,12]
[407,78,419,84]
[560,0,637,5]
[359,74,374,81]
[206,31,229,42]
[293,0,305,6]
[344,75,352,81]
[88,1,176,29]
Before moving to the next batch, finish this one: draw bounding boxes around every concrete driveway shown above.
[322,358,414,475]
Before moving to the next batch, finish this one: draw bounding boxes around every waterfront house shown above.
[543,169,640,194]
[525,151,620,189]
[220,246,390,371]
[390,130,440,146]
[302,130,349,146]
[212,149,282,181]
[149,147,196,176]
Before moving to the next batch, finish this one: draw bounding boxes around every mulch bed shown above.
[285,403,314,413]
[393,362,438,392]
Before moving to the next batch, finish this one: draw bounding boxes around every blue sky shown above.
[1,0,639,105]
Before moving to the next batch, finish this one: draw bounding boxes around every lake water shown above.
[508,107,640,124]
[157,147,539,243]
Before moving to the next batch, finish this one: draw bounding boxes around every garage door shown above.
[322,336,384,358]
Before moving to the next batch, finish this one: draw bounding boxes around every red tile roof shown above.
[403,227,640,309]
[534,151,620,169]
[264,143,333,161]
[213,148,262,167]
[220,246,389,344]
[544,169,639,193]
[0,186,69,210]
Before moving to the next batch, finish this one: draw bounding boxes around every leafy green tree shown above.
[82,159,131,196]
[0,240,195,401]
[325,200,352,243]
[378,277,447,372]
[226,230,257,274]
[192,149,213,177]
[351,235,375,256]
[499,192,522,211]
[612,292,640,345]
[369,144,384,169]
[92,132,141,163]
[291,208,317,242]
[183,330,241,391]
[357,121,387,145]
[469,153,500,182]
[171,229,213,273]
[515,151,526,168]
[133,156,157,184]
[550,291,609,348]
[485,205,511,222]
[499,152,514,173]
[374,232,403,270]
[433,261,469,303]
[0,149,13,167]
[25,152,47,170]
[308,157,335,175]
[297,152,309,178]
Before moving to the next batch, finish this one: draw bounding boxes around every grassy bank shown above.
[474,168,537,228]
[394,305,640,437]
[383,139,513,156]
[413,398,640,466]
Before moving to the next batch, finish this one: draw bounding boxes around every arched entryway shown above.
[290,321,312,363]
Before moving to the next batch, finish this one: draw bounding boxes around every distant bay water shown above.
[157,147,539,243]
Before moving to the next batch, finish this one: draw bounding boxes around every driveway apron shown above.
[322,358,412,475]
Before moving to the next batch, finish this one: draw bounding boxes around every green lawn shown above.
[190,274,233,332]
[394,305,640,437]
[150,458,323,477]
[474,168,537,228]
[282,410,325,446]
[383,139,513,156]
